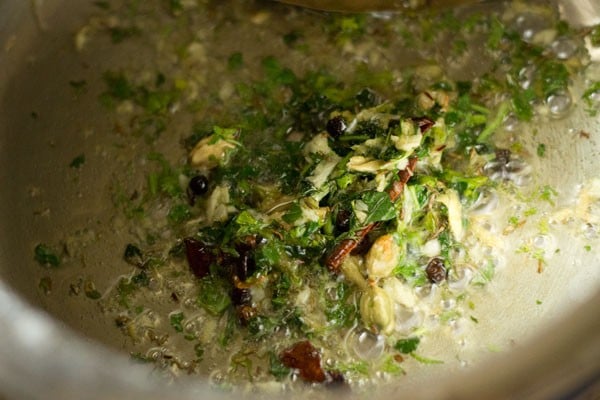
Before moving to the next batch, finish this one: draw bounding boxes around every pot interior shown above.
[0,0,599,399]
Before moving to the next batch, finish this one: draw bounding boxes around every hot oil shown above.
[22,0,600,395]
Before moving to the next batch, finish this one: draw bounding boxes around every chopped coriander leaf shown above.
[354,191,397,226]
[336,360,370,375]
[472,262,495,286]
[168,203,191,224]
[381,356,405,375]
[325,282,357,328]
[69,154,86,168]
[269,351,291,380]
[261,56,296,87]
[92,1,110,10]
[109,26,141,44]
[146,153,184,198]
[197,277,231,316]
[194,343,204,360]
[591,24,600,47]
[101,71,135,102]
[582,81,600,107]
[34,244,61,267]
[170,312,185,332]
[163,0,183,15]
[477,101,510,143]
[410,353,444,365]
[283,30,302,47]
[219,311,237,347]
[394,337,420,354]
[486,17,505,50]
[536,143,546,157]
[511,88,535,121]
[538,61,570,97]
[131,270,150,286]
[538,185,558,206]
[227,52,244,70]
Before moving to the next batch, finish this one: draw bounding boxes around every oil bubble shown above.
[550,37,577,60]
[349,328,385,361]
[547,91,572,118]
[448,267,474,292]
[513,13,549,42]
[503,114,520,132]
[518,65,536,89]
[470,189,499,215]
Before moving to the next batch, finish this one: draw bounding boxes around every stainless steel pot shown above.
[0,1,599,399]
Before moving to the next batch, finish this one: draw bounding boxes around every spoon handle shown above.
[275,0,482,12]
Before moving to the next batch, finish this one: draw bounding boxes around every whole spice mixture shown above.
[36,0,600,394]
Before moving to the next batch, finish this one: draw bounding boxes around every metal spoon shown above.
[274,0,482,13]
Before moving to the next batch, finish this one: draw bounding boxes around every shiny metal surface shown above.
[0,0,599,399]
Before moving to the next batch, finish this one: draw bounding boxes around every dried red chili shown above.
[281,340,326,383]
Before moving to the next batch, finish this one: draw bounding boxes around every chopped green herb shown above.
[219,311,237,347]
[170,312,185,333]
[93,1,110,10]
[354,191,397,226]
[69,154,86,169]
[163,0,183,15]
[536,143,546,157]
[394,337,420,354]
[582,81,600,108]
[194,343,204,360]
[511,88,535,121]
[336,360,370,375]
[410,353,444,365]
[486,17,505,50]
[34,244,61,267]
[227,52,244,70]
[538,185,558,206]
[381,356,404,375]
[101,71,135,103]
[269,352,290,380]
[109,26,141,44]
[168,204,191,224]
[197,277,231,316]
[590,24,600,47]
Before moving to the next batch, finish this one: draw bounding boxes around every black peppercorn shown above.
[187,175,209,205]
[335,209,351,233]
[326,116,347,138]
[495,149,511,165]
[189,175,209,195]
[425,258,447,284]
